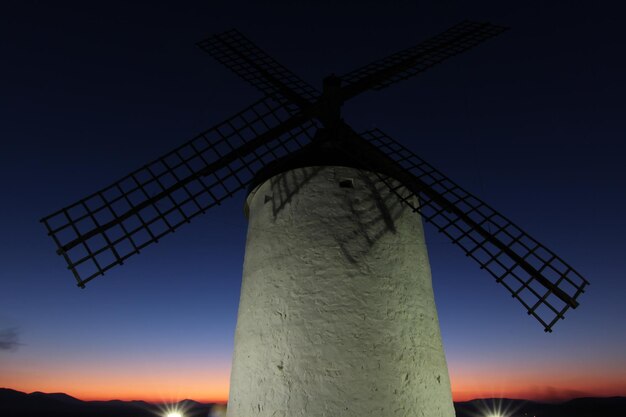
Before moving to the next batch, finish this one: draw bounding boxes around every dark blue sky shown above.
[1,0,625,402]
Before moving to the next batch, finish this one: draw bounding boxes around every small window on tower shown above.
[264,195,272,204]
[339,178,354,188]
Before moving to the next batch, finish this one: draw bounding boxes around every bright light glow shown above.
[158,404,186,417]
[470,398,521,417]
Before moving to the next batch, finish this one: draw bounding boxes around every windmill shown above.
[41,21,589,417]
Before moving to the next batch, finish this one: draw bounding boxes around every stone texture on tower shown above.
[227,166,454,417]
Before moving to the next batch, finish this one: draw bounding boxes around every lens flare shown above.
[156,402,188,417]
[466,398,523,417]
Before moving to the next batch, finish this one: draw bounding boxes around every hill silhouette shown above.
[1,388,625,417]
[0,388,215,417]
[454,396,626,417]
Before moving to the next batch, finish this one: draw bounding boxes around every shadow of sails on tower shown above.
[41,21,589,417]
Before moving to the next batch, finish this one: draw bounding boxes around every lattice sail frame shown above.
[41,97,318,287]
[197,29,320,110]
[359,129,589,332]
[339,21,507,98]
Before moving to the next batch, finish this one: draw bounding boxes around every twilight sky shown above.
[1,0,625,404]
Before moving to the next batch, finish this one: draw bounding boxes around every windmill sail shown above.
[339,21,507,100]
[197,29,320,110]
[41,97,318,287]
[357,128,589,332]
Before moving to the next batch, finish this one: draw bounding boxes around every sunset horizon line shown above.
[4,386,625,405]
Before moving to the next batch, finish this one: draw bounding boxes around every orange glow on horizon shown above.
[3,380,229,404]
[449,363,626,403]
[3,380,230,404]
[3,356,625,404]
[0,357,231,404]
[6,373,626,404]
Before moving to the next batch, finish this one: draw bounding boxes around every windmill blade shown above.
[338,21,507,102]
[197,29,320,110]
[358,129,589,332]
[41,97,318,287]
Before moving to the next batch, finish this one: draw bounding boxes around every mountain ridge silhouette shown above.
[2,387,624,417]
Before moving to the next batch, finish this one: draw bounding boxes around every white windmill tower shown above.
[42,21,589,417]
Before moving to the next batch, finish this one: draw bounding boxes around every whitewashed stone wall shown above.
[227,166,454,417]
